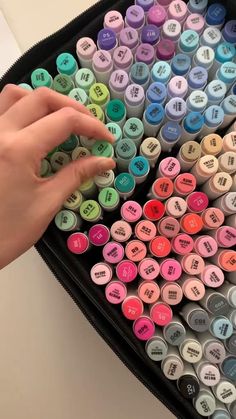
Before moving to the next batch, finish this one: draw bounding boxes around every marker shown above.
[194,235,218,258]
[186,90,208,113]
[103,10,124,35]
[105,99,126,128]
[93,170,115,191]
[163,315,186,346]
[130,62,150,91]
[177,364,200,400]
[200,105,224,138]
[157,157,181,179]
[205,3,226,29]
[125,5,145,34]
[183,13,205,34]
[138,257,160,281]
[180,213,203,235]
[156,0,173,10]
[114,172,136,200]
[145,332,169,362]
[201,172,233,200]
[200,134,223,157]
[180,302,210,332]
[54,209,82,232]
[91,141,114,159]
[88,224,110,247]
[98,187,120,212]
[161,19,182,45]
[31,68,53,88]
[196,331,226,364]
[212,379,236,405]
[52,74,74,95]
[179,112,204,145]
[108,71,129,102]
[56,52,78,81]
[186,191,209,213]
[193,385,216,417]
[145,82,167,107]
[143,103,164,137]
[18,83,33,91]
[124,83,145,119]
[211,249,236,273]
[167,76,188,99]
[220,355,236,382]
[209,315,233,340]
[161,347,184,380]
[160,281,183,305]
[135,219,157,242]
[71,146,91,161]
[210,401,231,419]
[115,139,137,172]
[194,359,221,387]
[187,66,208,94]
[135,0,156,13]
[119,27,139,53]
[168,0,188,24]
[199,289,230,315]
[192,46,215,70]
[157,216,180,238]
[67,232,90,255]
[150,301,173,326]
[178,253,205,276]
[79,200,102,223]
[76,37,97,70]
[201,207,225,230]
[225,331,236,355]
[113,46,133,73]
[177,30,200,57]
[149,236,171,258]
[171,233,194,255]
[121,200,142,224]
[207,226,236,249]
[105,280,127,305]
[177,141,201,171]
[190,155,219,185]
[89,83,110,110]
[156,39,175,63]
[143,199,165,222]
[138,281,161,304]
[228,308,236,327]
[102,241,125,265]
[78,180,97,201]
[219,282,236,308]
[200,27,222,50]
[133,315,155,341]
[165,196,187,218]
[129,156,150,184]
[106,123,122,148]
[149,177,174,201]
[111,220,132,243]
[123,117,144,147]
[220,95,236,129]
[187,0,208,15]
[135,43,155,69]
[205,80,227,106]
[216,61,236,92]
[97,28,118,56]
[125,240,147,263]
[122,295,144,321]
[50,151,71,172]
[116,260,138,283]
[151,61,171,85]
[159,259,182,282]
[40,159,52,178]
[90,262,113,285]
[173,173,196,197]
[222,132,236,153]
[208,43,236,81]
[87,104,105,122]
[92,50,113,84]
[63,190,84,212]
[165,97,187,123]
[197,264,224,288]
[140,137,161,168]
[171,53,191,77]
[147,4,167,27]
[59,135,79,153]
[75,68,96,94]
[141,24,160,47]
[179,330,203,363]
[68,88,89,106]
[157,121,182,152]
[226,213,236,229]
[222,20,236,44]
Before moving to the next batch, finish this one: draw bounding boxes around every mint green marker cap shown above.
[59,134,79,153]
[68,87,89,105]
[18,83,33,91]
[114,173,136,198]
[87,104,105,122]
[89,83,110,108]
[80,200,102,222]
[75,68,96,93]
[55,210,82,231]
[53,74,74,95]
[106,122,122,147]
[31,68,53,88]
[98,187,120,211]
[92,141,114,158]
[106,99,126,123]
[123,118,144,143]
[56,52,78,76]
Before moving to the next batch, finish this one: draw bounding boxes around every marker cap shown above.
[114,172,136,197]
[63,189,84,211]
[158,157,181,179]
[54,210,81,232]
[186,191,209,213]
[135,0,155,12]
[199,264,224,288]
[90,262,113,285]
[194,236,218,258]
[149,236,171,258]
[160,282,183,305]
[217,61,236,85]
[194,388,216,416]
[59,134,79,153]
[76,37,97,61]
[75,68,96,93]
[143,199,165,221]
[162,19,181,43]
[98,187,120,211]
[135,43,155,66]
[165,97,187,122]
[188,0,208,14]
[157,217,180,238]
[104,10,124,34]
[156,39,175,61]
[119,27,139,50]
[122,296,144,321]
[56,52,78,77]
[91,141,114,158]
[179,30,199,53]
[126,5,145,29]
[152,177,174,201]
[188,66,208,90]
[222,20,236,44]
[116,139,137,161]
[174,173,196,196]
[183,112,204,133]
[141,24,160,45]
[89,83,110,107]
[125,84,145,107]
[105,281,127,304]
[147,5,167,27]
[52,74,74,95]
[179,276,205,301]
[184,13,205,34]
[205,80,227,103]
[204,105,224,128]
[146,82,167,105]
[150,302,173,326]
[210,317,233,340]
[135,220,156,242]
[171,53,191,76]
[125,240,147,262]
[186,91,208,113]
[160,259,182,281]
[205,3,226,26]
[144,103,164,126]
[163,319,186,346]
[215,43,235,64]
[129,156,150,182]
[68,88,89,105]
[167,75,188,99]
[180,214,203,235]
[87,104,105,122]
[168,0,187,22]
[201,134,223,156]
[182,303,210,332]
[88,224,110,247]
[133,316,155,340]
[106,99,126,123]
[116,260,138,283]
[113,46,133,71]
[31,68,52,88]
[172,234,194,255]
[79,200,102,223]
[138,258,160,281]
[121,200,142,223]
[97,28,117,51]
[138,281,161,304]
[130,62,150,86]
[151,61,171,84]
[92,50,113,74]
[193,46,215,69]
[145,335,168,362]
[166,196,187,218]
[18,83,33,91]
[67,232,89,255]
[140,137,161,165]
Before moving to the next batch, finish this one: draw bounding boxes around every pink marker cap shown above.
[67,232,90,254]
[125,240,147,262]
[201,207,225,230]
[88,224,110,247]
[168,0,187,23]
[160,259,182,281]
[181,253,205,275]
[147,5,167,27]
[181,277,206,301]
[90,262,113,285]
[103,241,124,264]
[157,216,180,238]
[167,76,188,99]
[110,220,132,243]
[172,233,194,255]
[121,200,143,223]
[200,264,225,288]
[158,157,181,179]
[116,260,138,283]
[135,220,157,242]
[122,297,144,320]
[138,281,161,304]
[174,173,197,196]
[150,302,173,326]
[105,281,127,304]
[138,258,160,280]
[104,10,124,34]
[156,39,175,61]
[194,235,218,258]
[161,282,183,305]
[76,37,97,60]
[217,226,236,248]
[183,13,205,34]
[92,50,112,73]
[186,192,209,213]
[133,316,155,340]
[113,46,133,70]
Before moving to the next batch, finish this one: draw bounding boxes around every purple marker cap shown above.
[165,97,187,121]
[141,24,160,45]
[156,39,175,61]
[92,50,112,72]
[188,66,208,90]
[136,43,155,65]
[113,46,133,69]
[147,5,167,27]
[125,84,145,106]
[135,0,155,12]
[97,29,117,51]
[120,27,139,50]
[126,5,145,29]
[109,70,129,93]
[222,21,236,44]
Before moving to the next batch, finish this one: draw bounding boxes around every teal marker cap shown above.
[114,173,135,194]
[59,134,79,153]
[151,61,171,84]
[18,83,33,91]
[123,118,144,140]
[92,141,114,158]
[216,43,235,64]
[106,122,122,146]
[218,62,236,85]
[129,156,150,178]
[179,30,199,53]
[56,52,78,76]
[53,74,74,95]
[116,139,137,160]
[31,68,53,88]
[106,99,126,122]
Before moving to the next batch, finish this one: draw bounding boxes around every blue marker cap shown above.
[204,105,224,128]
[151,61,171,84]
[188,0,208,14]
[141,24,160,46]
[135,0,155,12]
[171,54,191,76]
[221,95,236,115]
[162,121,182,143]
[218,62,236,85]
[205,80,227,103]
[211,317,233,339]
[56,53,78,76]
[97,28,117,51]
[221,356,236,381]
[222,20,236,44]
[215,43,235,63]
[206,3,226,26]
[211,410,231,419]
[184,112,204,134]
[146,82,167,105]
[188,66,208,90]
[130,62,150,85]
[179,30,199,53]
[129,156,150,178]
[114,173,136,194]
[145,103,164,125]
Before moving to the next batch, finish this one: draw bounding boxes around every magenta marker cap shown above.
[121,200,143,223]
[67,233,89,255]
[156,39,175,61]
[105,281,127,304]
[147,5,167,27]
[113,46,133,71]
[136,43,155,65]
[141,24,160,46]
[120,27,139,50]
[116,260,138,283]
[102,241,124,264]
[126,5,145,29]
[186,192,209,213]
[97,28,117,51]
[160,259,182,281]
[92,50,112,73]
[165,97,187,121]
[88,224,110,247]
[133,316,155,340]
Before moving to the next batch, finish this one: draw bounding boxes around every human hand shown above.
[0,85,115,269]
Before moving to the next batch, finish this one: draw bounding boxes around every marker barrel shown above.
[177,141,201,171]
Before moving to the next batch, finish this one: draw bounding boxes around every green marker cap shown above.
[56,52,78,76]
[106,123,122,146]
[68,88,88,105]
[18,83,33,91]
[87,104,105,122]
[59,134,79,153]
[106,99,126,122]
[114,173,135,194]
[116,139,137,160]
[89,83,110,107]
[55,210,78,231]
[92,141,114,158]
[98,187,120,210]
[123,118,144,140]
[47,146,58,159]
[63,190,84,211]
[53,74,74,95]
[75,68,96,93]
[31,68,53,88]
[80,200,102,222]
[79,179,95,194]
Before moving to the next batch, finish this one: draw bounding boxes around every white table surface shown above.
[0,1,176,418]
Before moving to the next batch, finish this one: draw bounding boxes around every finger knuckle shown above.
[34,86,52,100]
[60,106,78,123]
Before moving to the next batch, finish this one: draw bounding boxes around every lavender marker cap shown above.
[93,50,112,72]
[188,66,208,89]
[222,21,236,44]
[97,29,117,51]
[136,0,155,12]
[113,46,133,69]
[147,5,167,27]
[125,84,145,106]
[156,39,175,61]
[141,24,160,45]
[109,70,129,93]
[120,27,139,50]
[126,5,145,29]
[165,97,187,121]
[136,43,155,65]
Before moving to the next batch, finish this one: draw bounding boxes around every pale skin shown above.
[0,85,116,269]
